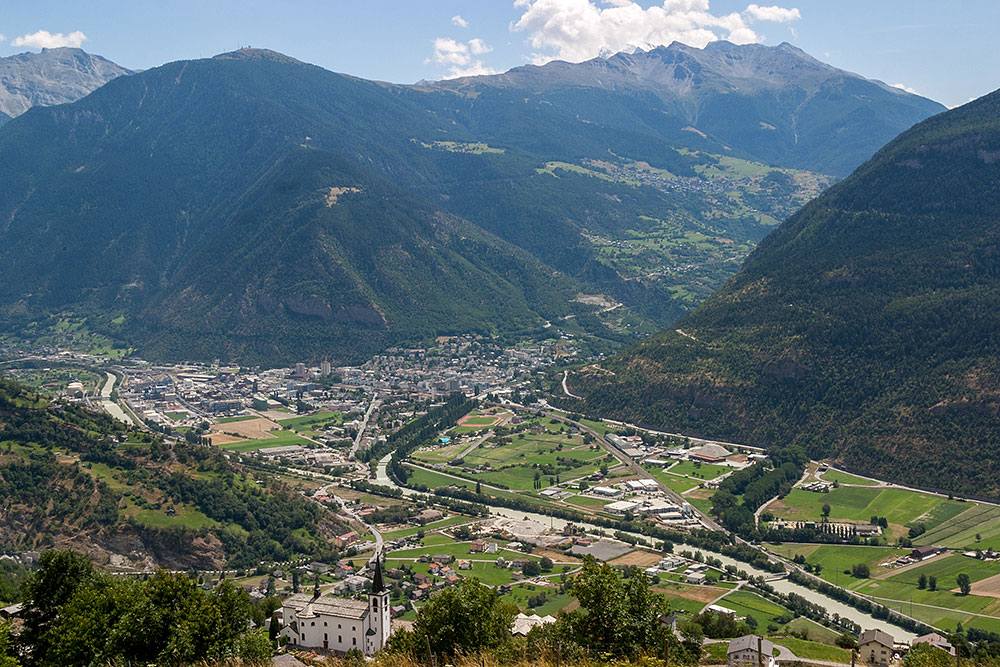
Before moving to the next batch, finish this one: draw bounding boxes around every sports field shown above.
[218,430,312,452]
[766,486,965,538]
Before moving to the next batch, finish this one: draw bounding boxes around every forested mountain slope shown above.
[572,90,1000,498]
[0,45,943,363]
[0,378,347,568]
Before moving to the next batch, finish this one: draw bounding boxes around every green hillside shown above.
[0,378,346,568]
[572,90,1000,499]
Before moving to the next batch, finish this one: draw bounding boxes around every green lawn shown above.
[769,486,958,537]
[780,617,842,644]
[132,507,218,529]
[821,469,878,486]
[766,544,910,587]
[275,411,343,433]
[916,504,1000,549]
[715,590,790,628]
[667,460,731,480]
[387,541,539,562]
[771,637,851,663]
[562,494,609,509]
[504,582,575,616]
[218,430,312,452]
[216,415,255,424]
[645,465,705,494]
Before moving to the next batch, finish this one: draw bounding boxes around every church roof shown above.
[372,556,385,594]
[283,593,368,620]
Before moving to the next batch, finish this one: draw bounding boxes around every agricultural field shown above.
[216,414,255,424]
[458,432,608,490]
[914,504,1000,550]
[765,486,965,539]
[766,544,911,585]
[819,469,879,486]
[380,516,472,540]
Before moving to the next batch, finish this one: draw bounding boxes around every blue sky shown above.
[1,1,996,108]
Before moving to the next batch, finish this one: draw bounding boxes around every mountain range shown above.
[571,89,1000,498]
[0,47,132,118]
[0,44,944,363]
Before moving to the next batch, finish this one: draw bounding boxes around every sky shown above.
[1,1,997,108]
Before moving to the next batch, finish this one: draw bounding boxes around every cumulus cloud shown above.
[512,0,800,64]
[744,4,800,22]
[428,37,498,78]
[11,29,87,49]
[892,82,918,95]
[452,15,469,28]
[0,34,5,44]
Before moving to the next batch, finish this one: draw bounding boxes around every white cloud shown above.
[892,82,918,95]
[452,15,469,28]
[744,4,801,23]
[512,0,801,65]
[11,29,87,49]
[0,34,5,44]
[428,37,498,78]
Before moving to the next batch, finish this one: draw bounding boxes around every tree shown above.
[523,560,541,577]
[903,642,954,667]
[957,573,972,595]
[851,563,870,579]
[918,574,927,589]
[391,579,518,658]
[822,503,831,518]
[540,557,554,572]
[292,570,300,593]
[475,480,482,494]
[19,550,94,664]
[928,576,937,591]
[0,621,20,667]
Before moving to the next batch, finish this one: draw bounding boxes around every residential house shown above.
[859,629,895,667]
[912,632,955,656]
[727,635,776,667]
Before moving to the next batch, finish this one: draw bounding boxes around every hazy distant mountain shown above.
[431,41,945,177]
[0,47,132,118]
[572,89,1000,498]
[0,45,946,364]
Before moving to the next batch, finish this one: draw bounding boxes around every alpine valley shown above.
[0,42,943,364]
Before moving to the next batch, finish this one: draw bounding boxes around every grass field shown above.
[770,637,850,663]
[821,469,878,486]
[131,507,218,530]
[645,465,705,494]
[667,460,730,480]
[218,430,312,452]
[216,415,255,424]
[563,494,609,509]
[767,486,962,538]
[766,544,910,586]
[780,617,842,644]
[504,583,575,616]
[460,433,607,490]
[915,504,1000,549]
[715,590,790,628]
[275,411,343,434]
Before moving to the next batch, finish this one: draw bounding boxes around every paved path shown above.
[350,392,379,458]
[561,370,581,399]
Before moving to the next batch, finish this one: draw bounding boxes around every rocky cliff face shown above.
[0,47,132,117]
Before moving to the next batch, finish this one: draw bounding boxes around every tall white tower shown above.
[366,555,391,654]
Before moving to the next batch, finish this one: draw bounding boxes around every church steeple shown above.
[371,554,385,593]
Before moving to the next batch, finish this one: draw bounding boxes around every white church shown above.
[279,557,392,656]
